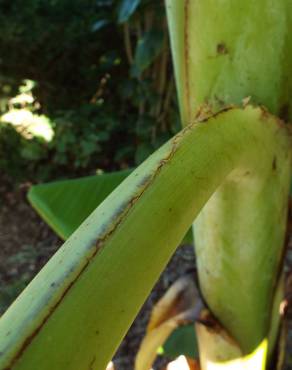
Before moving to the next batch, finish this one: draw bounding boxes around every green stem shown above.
[166,1,292,367]
[0,107,289,370]
[166,0,292,125]
[194,141,290,354]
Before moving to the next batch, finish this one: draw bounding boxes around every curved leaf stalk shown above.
[0,106,289,370]
[166,0,292,368]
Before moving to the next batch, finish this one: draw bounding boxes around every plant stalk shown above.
[0,107,290,370]
[166,0,292,368]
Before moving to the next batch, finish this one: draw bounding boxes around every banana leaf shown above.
[28,169,132,240]
[28,169,193,243]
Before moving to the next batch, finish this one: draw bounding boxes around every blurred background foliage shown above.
[0,0,180,183]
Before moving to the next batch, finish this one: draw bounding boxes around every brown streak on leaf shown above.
[273,156,277,171]
[197,309,239,348]
[88,356,96,370]
[184,0,191,122]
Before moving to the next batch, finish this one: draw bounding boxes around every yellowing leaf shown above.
[135,275,199,370]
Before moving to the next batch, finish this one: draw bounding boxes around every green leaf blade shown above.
[132,30,164,76]
[118,0,141,23]
[28,169,132,239]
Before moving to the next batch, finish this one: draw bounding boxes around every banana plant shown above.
[0,1,292,370]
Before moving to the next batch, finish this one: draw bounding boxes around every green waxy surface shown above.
[28,169,193,244]
[166,0,292,125]
[166,0,292,365]
[0,106,290,369]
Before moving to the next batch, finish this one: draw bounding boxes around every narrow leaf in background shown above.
[118,0,141,23]
[132,30,164,77]
[28,169,132,239]
[91,19,110,32]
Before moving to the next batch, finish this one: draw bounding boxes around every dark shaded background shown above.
[0,0,179,183]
